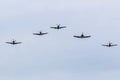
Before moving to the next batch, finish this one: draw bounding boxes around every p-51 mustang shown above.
[33,31,48,36]
[50,24,66,29]
[6,40,22,45]
[73,33,91,38]
[102,42,117,47]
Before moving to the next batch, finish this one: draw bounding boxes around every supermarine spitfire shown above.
[73,33,91,39]
[33,31,48,36]
[102,42,117,47]
[6,39,22,45]
[50,24,66,29]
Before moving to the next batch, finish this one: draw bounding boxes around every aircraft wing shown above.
[33,33,40,35]
[111,44,117,46]
[84,36,91,38]
[59,26,66,29]
[15,42,22,44]
[102,44,109,47]
[42,33,48,35]
[73,36,80,38]
[6,42,13,44]
[50,27,57,29]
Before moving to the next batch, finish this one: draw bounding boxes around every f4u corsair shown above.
[33,31,48,35]
[6,40,22,45]
[50,24,66,29]
[73,33,91,38]
[102,42,117,47]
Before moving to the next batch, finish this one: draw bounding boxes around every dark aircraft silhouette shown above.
[102,42,117,47]
[73,33,91,38]
[33,31,48,35]
[6,40,22,45]
[50,24,66,29]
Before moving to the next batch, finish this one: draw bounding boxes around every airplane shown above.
[102,42,117,47]
[33,31,48,35]
[73,33,91,38]
[6,39,22,45]
[50,24,66,29]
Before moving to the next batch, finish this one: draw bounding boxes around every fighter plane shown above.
[50,24,66,29]
[102,42,117,47]
[33,31,48,36]
[6,39,22,45]
[73,33,91,38]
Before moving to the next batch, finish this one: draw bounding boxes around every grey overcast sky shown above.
[0,0,120,80]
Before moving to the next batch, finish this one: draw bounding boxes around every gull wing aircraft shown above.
[33,31,48,35]
[50,24,66,29]
[6,39,22,45]
[73,33,91,38]
[102,42,117,47]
